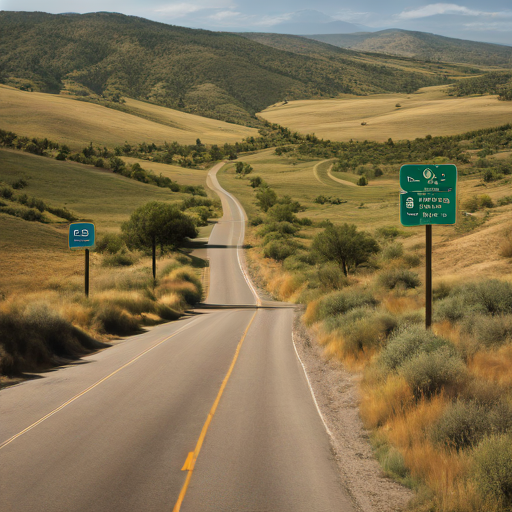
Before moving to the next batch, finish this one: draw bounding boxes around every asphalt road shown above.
[0,162,355,512]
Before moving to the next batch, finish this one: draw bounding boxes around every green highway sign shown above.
[400,164,457,226]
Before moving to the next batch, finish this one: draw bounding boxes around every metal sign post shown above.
[400,164,457,329]
[69,222,96,298]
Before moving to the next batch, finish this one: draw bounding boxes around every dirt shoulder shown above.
[292,311,413,512]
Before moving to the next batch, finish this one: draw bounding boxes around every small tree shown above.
[312,223,379,276]
[122,202,197,281]
[256,186,277,212]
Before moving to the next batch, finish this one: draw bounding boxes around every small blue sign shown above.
[69,223,95,250]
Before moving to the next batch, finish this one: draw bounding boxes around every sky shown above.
[1,0,511,45]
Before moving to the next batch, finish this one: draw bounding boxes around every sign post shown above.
[400,164,457,329]
[69,222,96,298]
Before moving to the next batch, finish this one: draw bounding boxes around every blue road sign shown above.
[69,223,95,250]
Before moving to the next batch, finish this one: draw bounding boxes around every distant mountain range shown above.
[0,12,449,126]
[307,30,512,68]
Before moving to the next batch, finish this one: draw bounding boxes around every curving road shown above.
[0,162,355,512]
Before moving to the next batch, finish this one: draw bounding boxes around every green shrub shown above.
[266,203,298,223]
[263,240,296,261]
[435,280,512,321]
[479,194,494,209]
[102,251,138,267]
[319,289,378,319]
[11,178,28,189]
[376,226,403,239]
[316,262,349,291]
[463,196,479,212]
[461,314,512,348]
[483,169,503,183]
[382,242,403,260]
[250,216,263,226]
[378,325,453,373]
[431,400,492,451]
[258,221,298,236]
[497,195,512,206]
[472,434,512,508]
[357,175,368,186]
[403,253,421,267]
[263,231,288,245]
[400,347,467,397]
[0,184,14,199]
[378,268,420,290]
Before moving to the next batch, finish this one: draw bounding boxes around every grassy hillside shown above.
[260,86,512,142]
[0,12,453,126]
[308,30,512,68]
[240,32,477,77]
[0,86,257,150]
[448,71,512,100]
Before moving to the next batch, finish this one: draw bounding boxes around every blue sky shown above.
[1,0,511,44]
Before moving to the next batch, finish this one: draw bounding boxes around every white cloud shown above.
[209,10,242,21]
[332,9,370,23]
[397,3,487,20]
[155,3,201,16]
[155,0,234,18]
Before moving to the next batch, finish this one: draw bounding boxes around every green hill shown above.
[1,12,451,125]
[308,30,512,68]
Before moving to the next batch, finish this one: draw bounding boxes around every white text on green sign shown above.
[400,164,457,226]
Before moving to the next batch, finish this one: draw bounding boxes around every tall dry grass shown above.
[0,251,204,378]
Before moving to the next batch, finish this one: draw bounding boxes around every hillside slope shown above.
[0,12,450,125]
[0,86,257,149]
[308,30,512,68]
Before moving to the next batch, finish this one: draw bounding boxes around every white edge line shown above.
[291,331,334,440]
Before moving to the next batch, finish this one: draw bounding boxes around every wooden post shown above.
[152,236,156,286]
[426,225,432,329]
[85,249,90,298]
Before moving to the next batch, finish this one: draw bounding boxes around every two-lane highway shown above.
[0,162,355,512]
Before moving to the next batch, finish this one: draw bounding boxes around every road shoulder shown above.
[292,311,413,512]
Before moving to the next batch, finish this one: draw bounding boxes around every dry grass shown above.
[469,345,512,387]
[0,85,257,150]
[260,86,512,142]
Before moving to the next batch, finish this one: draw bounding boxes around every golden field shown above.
[260,86,512,142]
[0,86,257,150]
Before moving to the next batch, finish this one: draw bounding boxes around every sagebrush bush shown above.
[95,233,125,254]
[461,314,512,348]
[257,221,298,236]
[102,251,138,267]
[318,289,378,320]
[379,325,454,373]
[378,268,421,290]
[263,240,296,261]
[382,242,403,260]
[403,253,421,267]
[471,434,512,509]
[283,251,315,272]
[401,347,467,397]
[431,400,493,451]
[435,280,512,324]
[316,262,349,291]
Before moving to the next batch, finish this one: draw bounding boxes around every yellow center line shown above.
[0,320,198,451]
[172,310,258,512]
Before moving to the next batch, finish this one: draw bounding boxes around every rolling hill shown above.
[308,30,512,68]
[0,12,453,126]
[0,85,257,150]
